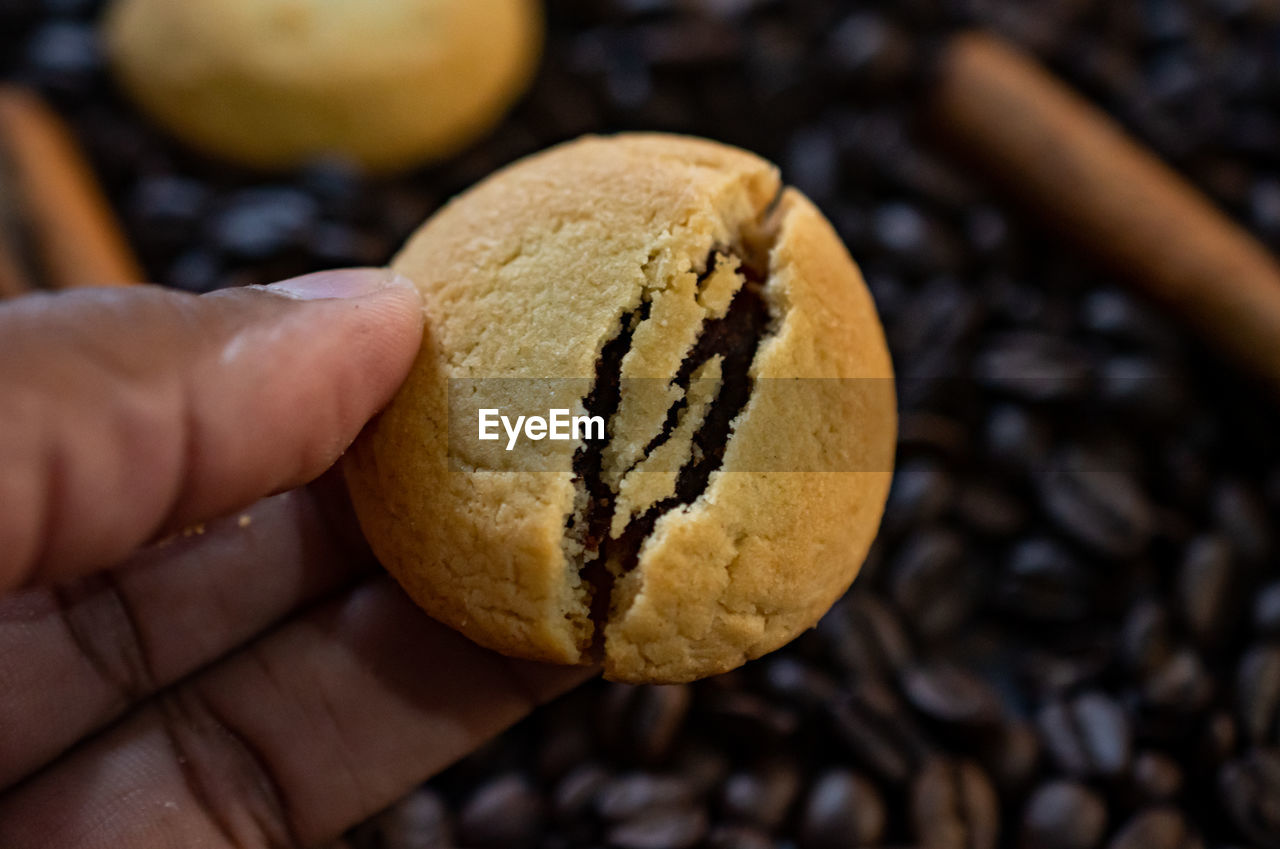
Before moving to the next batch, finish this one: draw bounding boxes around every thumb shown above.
[0,269,423,589]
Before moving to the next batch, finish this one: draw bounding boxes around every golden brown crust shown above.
[104,0,542,172]
[344,133,896,681]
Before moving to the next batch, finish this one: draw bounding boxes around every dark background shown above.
[4,1,1280,847]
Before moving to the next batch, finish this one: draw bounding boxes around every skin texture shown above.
[0,270,590,849]
[346,134,897,683]
[104,0,543,172]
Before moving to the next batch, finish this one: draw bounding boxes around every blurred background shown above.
[4,1,1280,847]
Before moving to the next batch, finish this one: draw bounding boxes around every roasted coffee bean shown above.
[956,480,1029,537]
[552,763,609,821]
[1020,780,1108,849]
[705,824,776,849]
[985,719,1041,795]
[606,806,709,849]
[718,759,800,830]
[600,683,691,763]
[998,537,1093,622]
[700,690,799,744]
[1141,648,1214,714]
[983,404,1052,479]
[819,590,913,681]
[900,661,1004,730]
[910,758,1000,849]
[1256,582,1280,638]
[889,528,979,638]
[1177,535,1238,647]
[456,773,543,849]
[1131,750,1184,801]
[824,11,913,88]
[376,788,452,849]
[1211,480,1271,566]
[1120,599,1175,676]
[797,769,887,849]
[1096,355,1189,422]
[1106,807,1203,849]
[1038,449,1154,559]
[1219,748,1280,849]
[757,656,842,709]
[1238,644,1280,745]
[670,743,731,796]
[1038,691,1133,778]
[975,332,1093,402]
[830,682,931,785]
[207,188,319,260]
[882,457,956,537]
[596,773,700,821]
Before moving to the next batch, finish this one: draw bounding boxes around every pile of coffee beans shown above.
[4,0,1280,846]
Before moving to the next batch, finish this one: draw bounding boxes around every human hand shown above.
[0,270,592,849]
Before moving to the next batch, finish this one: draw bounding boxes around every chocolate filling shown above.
[570,245,773,642]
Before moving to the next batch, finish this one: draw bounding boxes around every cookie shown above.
[345,133,896,683]
[103,0,542,173]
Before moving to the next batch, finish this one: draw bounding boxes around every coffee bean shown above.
[1020,780,1108,849]
[956,480,1029,537]
[797,769,887,849]
[882,458,956,537]
[377,788,452,849]
[758,656,842,709]
[983,404,1052,479]
[596,773,699,822]
[910,758,1000,849]
[1131,750,1184,801]
[830,682,931,785]
[819,590,913,681]
[985,719,1042,795]
[718,759,800,830]
[1212,480,1271,566]
[1038,449,1154,559]
[670,743,731,796]
[706,825,776,849]
[700,690,799,744]
[900,661,1004,730]
[456,773,544,849]
[552,763,609,821]
[1141,648,1214,714]
[889,528,979,638]
[1177,535,1238,647]
[1038,691,1133,778]
[1106,807,1202,849]
[208,188,319,260]
[601,683,691,763]
[998,537,1092,622]
[1256,582,1280,638]
[606,806,709,849]
[1219,747,1280,849]
[824,11,913,88]
[1120,599,1175,676]
[975,332,1093,402]
[1238,645,1280,745]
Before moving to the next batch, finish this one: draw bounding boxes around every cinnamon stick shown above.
[928,31,1280,392]
[0,86,142,294]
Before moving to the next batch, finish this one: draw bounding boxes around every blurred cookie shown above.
[345,133,896,682]
[104,0,542,172]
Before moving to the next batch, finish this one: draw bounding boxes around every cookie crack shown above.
[571,191,786,655]
[611,256,770,573]
[567,300,650,647]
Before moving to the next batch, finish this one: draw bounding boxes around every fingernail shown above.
[264,268,410,301]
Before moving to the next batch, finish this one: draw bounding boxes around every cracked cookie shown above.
[104,0,541,173]
[345,133,896,683]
